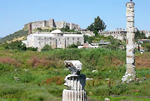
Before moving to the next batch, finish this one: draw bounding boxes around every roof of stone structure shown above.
[51,29,62,34]
[63,34,83,37]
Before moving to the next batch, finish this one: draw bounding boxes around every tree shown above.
[135,30,146,42]
[3,41,27,51]
[41,44,52,51]
[103,36,122,50]
[94,30,99,37]
[87,16,106,31]
[141,43,150,52]
[61,25,70,32]
[83,35,94,44]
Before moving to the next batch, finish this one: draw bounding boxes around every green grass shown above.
[0,48,150,100]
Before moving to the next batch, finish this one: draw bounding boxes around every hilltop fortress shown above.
[24,19,80,30]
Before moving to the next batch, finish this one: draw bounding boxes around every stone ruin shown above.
[62,60,87,101]
[122,0,136,83]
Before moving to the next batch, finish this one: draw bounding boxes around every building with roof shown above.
[25,29,84,51]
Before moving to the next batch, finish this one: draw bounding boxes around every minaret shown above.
[122,0,136,83]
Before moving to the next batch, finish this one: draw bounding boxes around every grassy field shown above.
[0,48,150,101]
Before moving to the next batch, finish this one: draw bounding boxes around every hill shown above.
[0,30,28,44]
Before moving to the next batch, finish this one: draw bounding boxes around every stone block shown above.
[127,16,134,22]
[126,38,135,44]
[127,22,134,27]
[126,33,135,39]
[126,57,134,64]
[63,89,86,101]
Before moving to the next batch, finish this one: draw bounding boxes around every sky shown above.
[0,0,150,37]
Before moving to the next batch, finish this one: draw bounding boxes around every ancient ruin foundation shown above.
[122,0,136,83]
[63,60,87,101]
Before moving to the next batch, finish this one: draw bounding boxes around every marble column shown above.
[122,0,136,83]
[63,60,87,101]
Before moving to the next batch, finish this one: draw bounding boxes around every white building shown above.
[25,29,84,51]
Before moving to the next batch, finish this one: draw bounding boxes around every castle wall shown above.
[55,22,62,29]
[45,21,49,27]
[99,31,126,40]
[32,21,44,29]
[24,19,80,30]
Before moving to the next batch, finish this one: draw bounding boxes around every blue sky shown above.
[0,0,150,37]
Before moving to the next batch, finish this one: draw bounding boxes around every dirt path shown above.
[135,52,150,69]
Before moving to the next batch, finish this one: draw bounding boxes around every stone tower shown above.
[28,23,32,35]
[49,19,55,28]
[43,20,46,27]
[70,23,73,30]
[122,0,136,83]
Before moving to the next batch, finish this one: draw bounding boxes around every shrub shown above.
[142,43,150,52]
[0,58,20,67]
[111,84,128,95]
[44,76,64,85]
[68,44,78,48]
[27,47,38,51]
[19,71,36,83]
[41,44,52,51]
[3,41,27,51]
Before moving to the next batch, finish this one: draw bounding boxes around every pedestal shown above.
[63,89,86,101]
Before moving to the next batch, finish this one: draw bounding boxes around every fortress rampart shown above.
[24,19,80,30]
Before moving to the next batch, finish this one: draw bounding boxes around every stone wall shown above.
[99,30,127,40]
[24,19,80,30]
[32,21,44,29]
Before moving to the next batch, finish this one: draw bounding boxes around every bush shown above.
[142,43,150,52]
[3,41,27,51]
[68,44,78,48]
[111,84,128,95]
[27,47,38,51]
[19,71,36,83]
[41,44,52,51]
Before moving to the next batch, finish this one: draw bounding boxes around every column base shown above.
[62,89,87,101]
[122,72,136,83]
